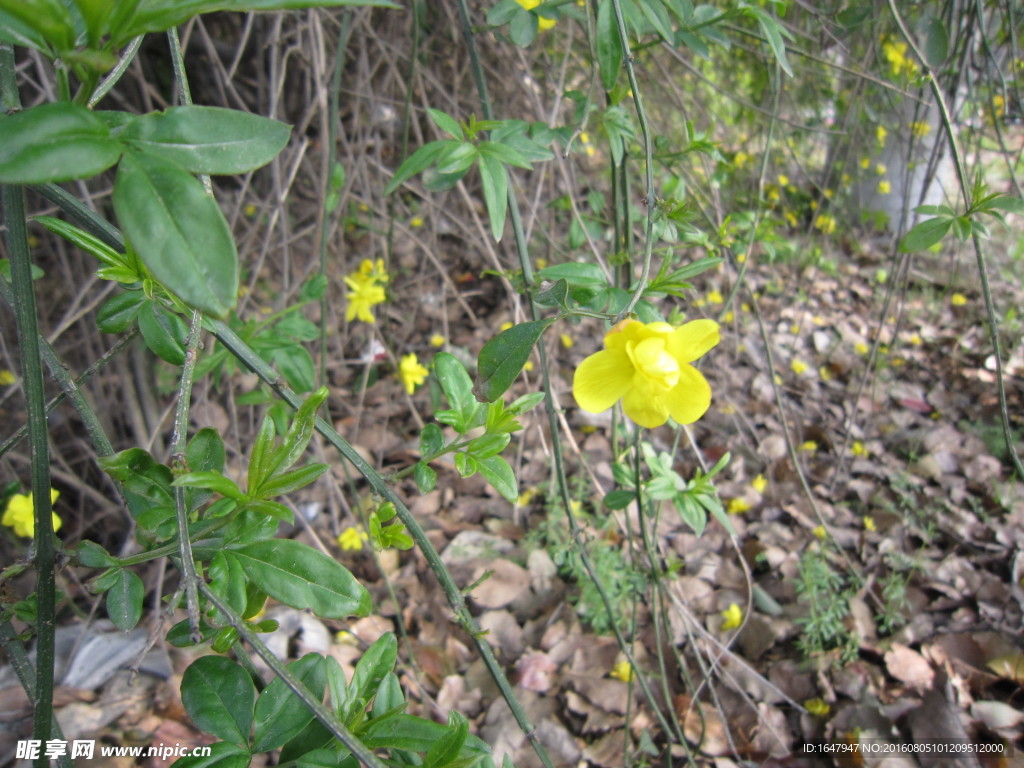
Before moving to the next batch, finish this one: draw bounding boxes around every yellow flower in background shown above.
[515,0,556,30]
[812,525,826,540]
[721,603,743,631]
[852,441,868,457]
[910,333,923,346]
[337,526,367,551]
[992,94,1005,118]
[814,214,836,235]
[790,359,808,375]
[410,216,424,228]
[560,333,574,349]
[522,360,534,372]
[357,258,389,284]
[727,498,752,515]
[818,366,832,381]
[0,369,15,385]
[875,163,887,176]
[430,334,446,348]
[573,318,719,429]
[876,125,888,144]
[805,698,831,717]
[2,489,61,539]
[863,516,877,532]
[860,157,871,169]
[398,353,429,394]
[855,342,869,355]
[910,121,931,137]
[951,293,967,306]
[516,487,537,507]
[752,474,767,493]
[345,275,386,323]
[877,180,891,195]
[706,289,724,305]
[500,321,514,331]
[733,150,751,168]
[800,441,818,453]
[610,660,634,682]
[777,174,789,187]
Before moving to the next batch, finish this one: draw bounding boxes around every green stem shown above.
[171,311,205,642]
[199,583,389,768]
[886,0,1024,479]
[1,44,56,768]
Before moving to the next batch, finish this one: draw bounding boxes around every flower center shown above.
[629,337,680,391]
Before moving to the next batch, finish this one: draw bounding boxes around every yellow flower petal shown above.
[752,474,767,493]
[666,319,720,363]
[621,384,670,428]
[721,603,743,631]
[663,364,712,425]
[573,349,633,414]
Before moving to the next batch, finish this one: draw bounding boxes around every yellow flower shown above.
[854,341,869,355]
[875,163,887,176]
[992,94,1005,118]
[723,310,734,323]
[752,474,767,493]
[398,353,429,394]
[720,603,743,631]
[950,293,967,306]
[515,0,556,30]
[863,516,877,532]
[818,366,831,381]
[727,498,752,515]
[733,151,751,168]
[909,333,923,346]
[516,488,537,507]
[790,359,808,375]
[560,333,574,349]
[0,369,15,385]
[910,121,931,137]
[736,252,747,263]
[523,360,534,372]
[876,125,888,144]
[244,203,257,217]
[358,258,389,284]
[609,660,634,682]
[804,698,831,717]
[777,174,789,187]
[573,318,719,429]
[860,156,871,169]
[706,289,724,305]
[852,441,868,457]
[345,274,386,323]
[2,489,61,539]
[877,180,891,195]
[812,525,826,540]
[410,216,424,228]
[800,441,818,453]
[814,214,836,235]
[500,321,514,331]
[337,526,367,551]
[430,333,446,348]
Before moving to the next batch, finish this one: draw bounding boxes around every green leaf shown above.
[361,714,491,756]
[604,489,635,510]
[978,195,1024,214]
[424,712,470,768]
[596,0,623,91]
[899,216,953,252]
[172,470,247,502]
[0,0,75,52]
[372,673,405,719]
[247,416,277,494]
[253,463,327,499]
[114,150,238,317]
[168,740,250,768]
[420,423,444,459]
[185,427,226,509]
[476,455,517,503]
[261,386,328,483]
[384,140,451,195]
[118,106,290,174]
[473,319,554,402]
[435,353,481,433]
[509,7,538,47]
[345,633,397,714]
[427,108,464,140]
[137,302,188,365]
[96,291,146,333]
[34,215,132,274]
[0,102,121,184]
[414,462,437,493]
[105,570,144,631]
[269,344,316,393]
[537,262,607,285]
[467,433,510,460]
[231,539,371,619]
[434,142,479,175]
[533,279,569,309]
[209,551,249,616]
[181,655,255,747]
[478,152,508,242]
[253,654,326,752]
[746,6,793,77]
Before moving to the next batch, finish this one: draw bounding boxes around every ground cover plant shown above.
[1,1,1022,767]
